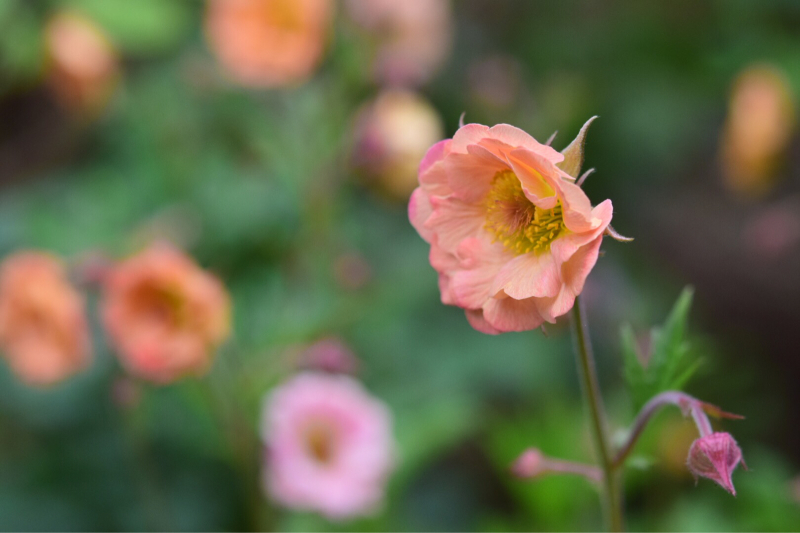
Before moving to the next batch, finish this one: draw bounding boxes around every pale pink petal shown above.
[482,295,545,332]
[486,124,564,162]
[445,150,506,202]
[490,251,561,300]
[450,123,491,153]
[556,178,600,233]
[536,235,604,322]
[419,139,450,175]
[408,187,434,242]
[425,195,485,253]
[429,240,460,305]
[465,308,502,335]
[549,200,612,265]
[506,149,559,208]
[449,237,509,308]
[419,140,452,196]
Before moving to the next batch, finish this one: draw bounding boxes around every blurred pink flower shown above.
[345,0,452,87]
[352,89,444,199]
[687,432,745,495]
[102,244,231,384]
[0,252,91,386]
[44,11,120,116]
[205,0,334,88]
[409,121,613,334]
[296,337,359,375]
[262,372,394,519]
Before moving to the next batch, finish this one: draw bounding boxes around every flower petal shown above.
[482,295,545,332]
[549,200,612,265]
[465,309,503,335]
[445,149,506,202]
[450,237,509,308]
[408,188,434,242]
[490,251,561,300]
[506,149,559,208]
[425,195,485,253]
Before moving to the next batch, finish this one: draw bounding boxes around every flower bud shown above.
[511,448,545,478]
[686,432,745,495]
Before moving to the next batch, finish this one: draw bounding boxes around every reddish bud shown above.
[511,448,545,478]
[687,432,745,495]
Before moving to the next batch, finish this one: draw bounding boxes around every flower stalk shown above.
[570,295,624,532]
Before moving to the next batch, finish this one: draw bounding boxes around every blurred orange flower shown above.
[205,0,334,88]
[352,89,444,199]
[720,64,796,198]
[0,252,91,387]
[44,11,120,116]
[102,244,231,384]
[345,0,452,87]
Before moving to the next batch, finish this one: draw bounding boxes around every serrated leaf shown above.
[621,287,703,410]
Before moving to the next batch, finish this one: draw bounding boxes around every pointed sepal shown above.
[558,116,598,178]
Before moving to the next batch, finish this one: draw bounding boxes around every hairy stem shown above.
[570,295,624,532]
[613,390,720,468]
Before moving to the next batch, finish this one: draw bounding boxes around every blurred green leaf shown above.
[622,287,702,410]
[65,0,192,56]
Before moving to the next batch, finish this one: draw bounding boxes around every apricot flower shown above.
[0,252,91,386]
[409,119,613,333]
[205,0,334,88]
[44,11,120,116]
[102,244,230,384]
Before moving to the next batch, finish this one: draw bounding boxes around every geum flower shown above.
[102,244,231,384]
[409,118,615,334]
[0,251,91,386]
[262,372,395,519]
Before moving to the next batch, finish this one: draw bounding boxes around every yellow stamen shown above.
[484,170,565,255]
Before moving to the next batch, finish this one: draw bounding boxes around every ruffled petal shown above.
[445,149,505,202]
[425,195,486,253]
[408,188,434,242]
[506,149,559,209]
[536,235,604,322]
[557,178,600,233]
[549,200,612,265]
[449,237,509,309]
[419,140,452,196]
[465,309,503,335]
[450,124,492,153]
[490,251,561,300]
[482,295,545,332]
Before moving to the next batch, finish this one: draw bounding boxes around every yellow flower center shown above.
[303,420,337,465]
[484,170,565,255]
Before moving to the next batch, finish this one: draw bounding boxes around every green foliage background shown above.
[1,0,800,531]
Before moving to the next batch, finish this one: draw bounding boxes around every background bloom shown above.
[102,244,230,384]
[409,121,613,334]
[345,0,452,87]
[352,89,444,199]
[262,372,395,519]
[44,11,119,116]
[0,251,91,386]
[205,0,334,88]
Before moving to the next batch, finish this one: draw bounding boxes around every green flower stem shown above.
[570,295,624,532]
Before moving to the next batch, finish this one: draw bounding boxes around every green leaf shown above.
[65,0,193,56]
[621,287,703,410]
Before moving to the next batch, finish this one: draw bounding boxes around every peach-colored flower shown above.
[44,11,120,116]
[720,64,795,197]
[205,0,334,88]
[409,119,613,334]
[0,252,91,386]
[262,372,394,519]
[345,0,452,87]
[102,244,231,384]
[352,89,444,199]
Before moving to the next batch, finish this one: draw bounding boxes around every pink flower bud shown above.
[687,432,745,495]
[511,448,545,478]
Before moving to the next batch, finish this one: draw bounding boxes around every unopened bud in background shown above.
[352,89,444,200]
